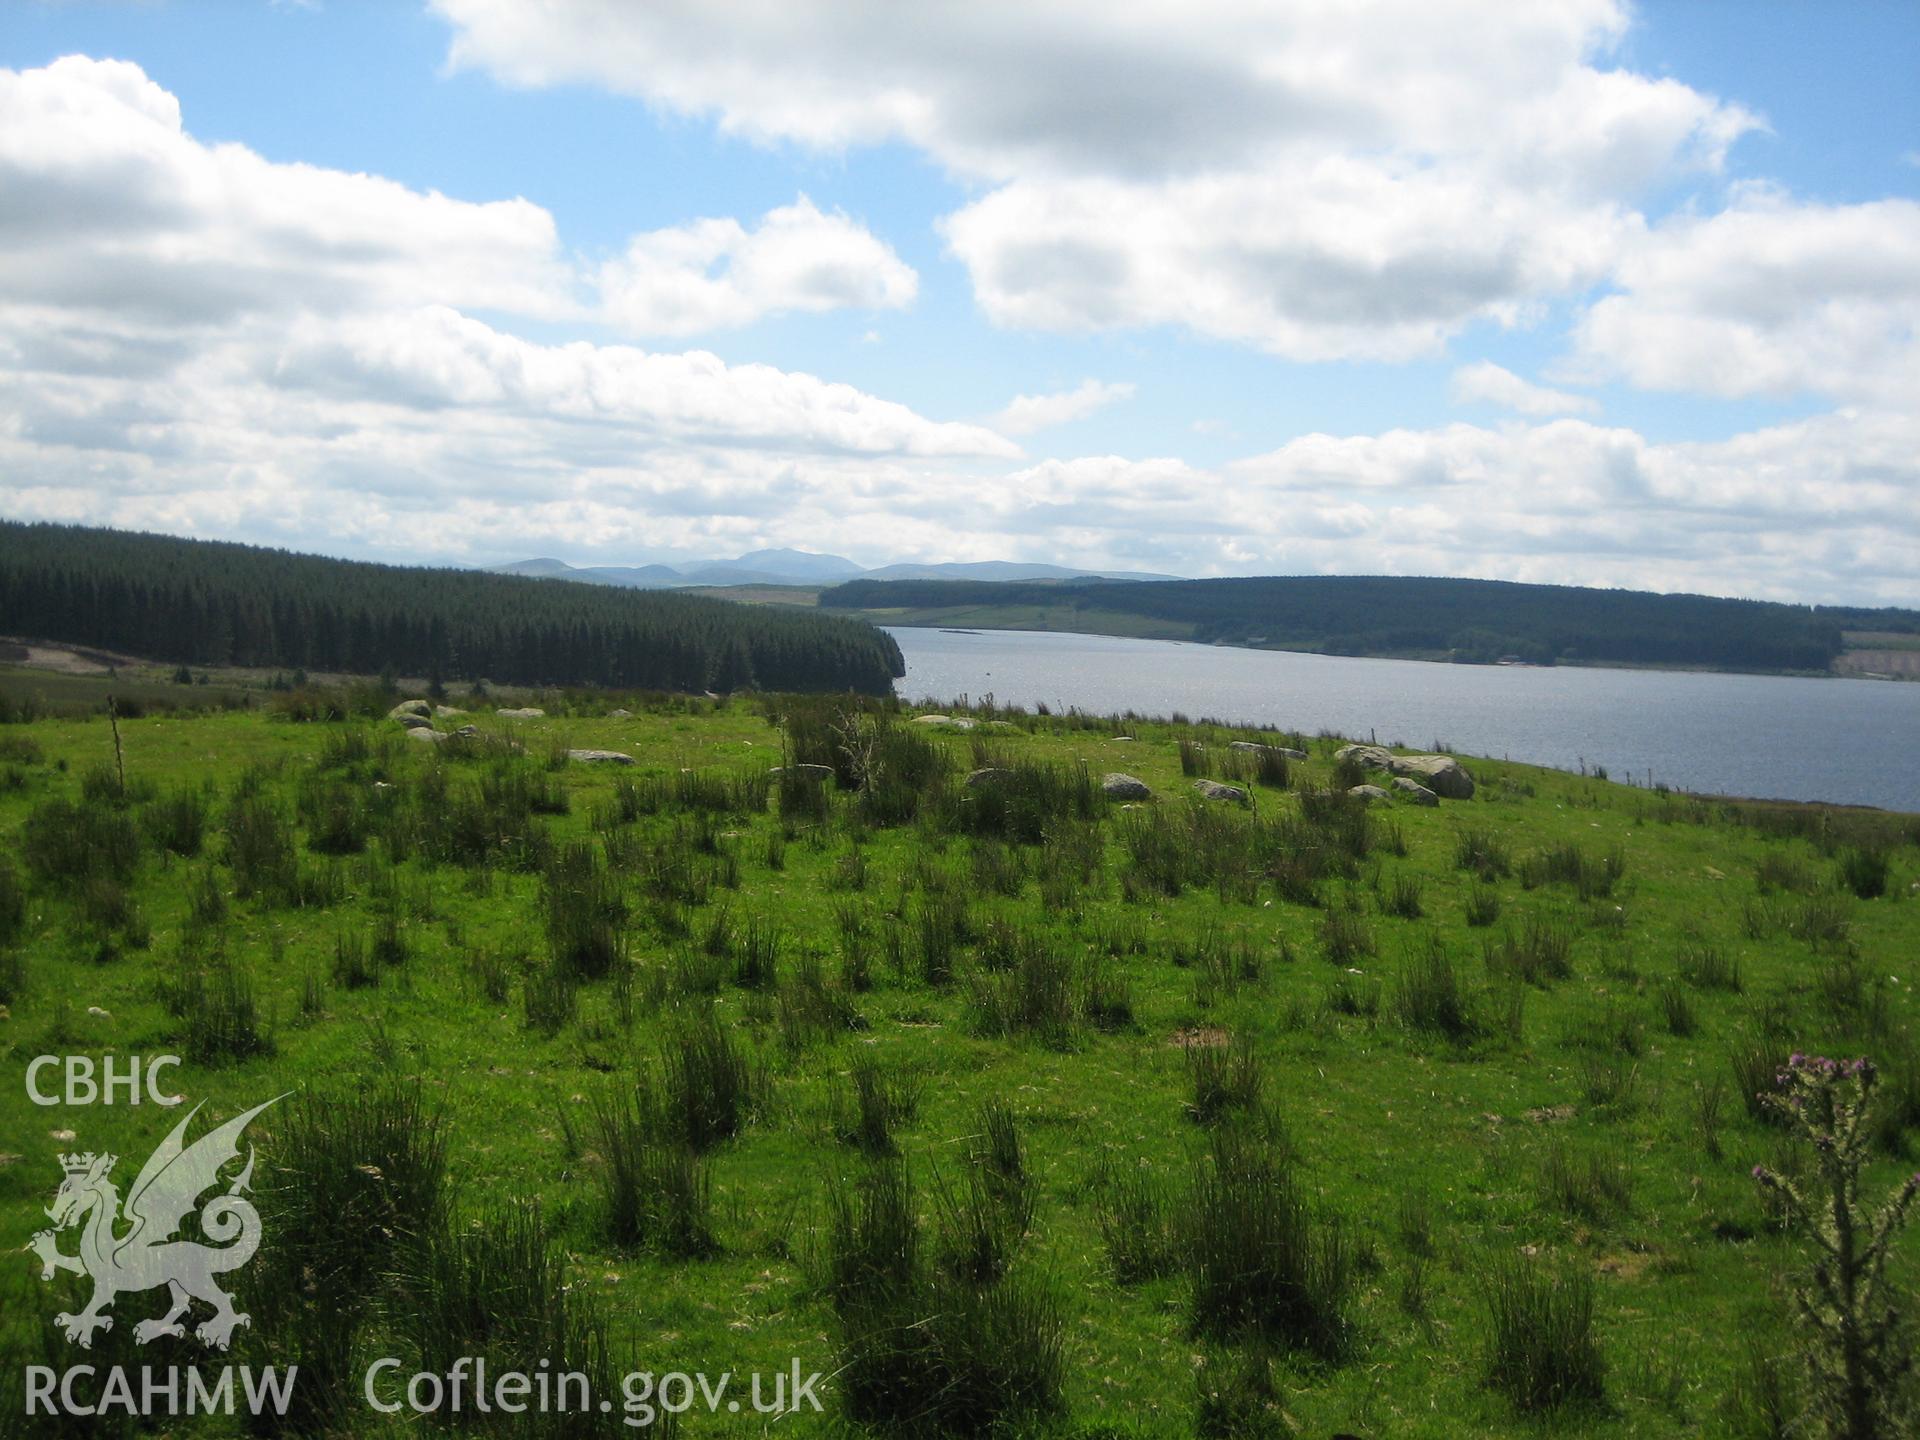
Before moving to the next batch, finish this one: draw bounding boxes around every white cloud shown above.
[0,55,574,328]
[437,0,1755,360]
[993,379,1135,436]
[1575,187,1920,403]
[1,47,1912,606]
[944,166,1631,360]
[1451,361,1598,416]
[0,57,1014,569]
[598,195,916,336]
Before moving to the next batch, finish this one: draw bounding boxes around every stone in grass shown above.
[496,707,545,719]
[394,712,435,730]
[1347,784,1391,802]
[568,749,635,765]
[964,767,1014,788]
[1389,753,1474,800]
[407,728,448,743]
[1193,779,1249,804]
[1391,776,1439,806]
[1335,743,1475,800]
[770,763,835,781]
[1102,773,1152,800]
[388,699,431,721]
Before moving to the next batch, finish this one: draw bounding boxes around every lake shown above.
[886,627,1920,812]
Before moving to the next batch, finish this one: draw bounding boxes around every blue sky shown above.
[2,2,1917,601]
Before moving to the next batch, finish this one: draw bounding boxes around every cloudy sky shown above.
[2,1,1917,603]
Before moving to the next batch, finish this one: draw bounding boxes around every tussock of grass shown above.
[1188,1126,1353,1358]
[1481,1253,1606,1413]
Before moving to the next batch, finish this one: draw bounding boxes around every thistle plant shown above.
[1751,1054,1920,1439]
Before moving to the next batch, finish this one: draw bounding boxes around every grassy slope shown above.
[0,695,1917,1436]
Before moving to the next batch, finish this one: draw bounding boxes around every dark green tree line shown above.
[0,522,904,694]
[823,575,1870,672]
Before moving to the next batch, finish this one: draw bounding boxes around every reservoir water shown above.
[886,627,1920,812]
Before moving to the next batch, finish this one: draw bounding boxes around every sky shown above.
[1,1,1917,604]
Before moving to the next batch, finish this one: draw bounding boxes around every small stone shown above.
[770,763,835,781]
[1192,779,1249,804]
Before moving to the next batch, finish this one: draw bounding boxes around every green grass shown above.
[0,682,1917,1435]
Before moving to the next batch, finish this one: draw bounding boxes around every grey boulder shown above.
[1102,772,1152,800]
[1391,776,1439,806]
[1193,779,1250,804]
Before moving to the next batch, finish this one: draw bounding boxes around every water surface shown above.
[887,627,1920,811]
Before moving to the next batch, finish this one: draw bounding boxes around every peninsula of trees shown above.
[820,574,1916,674]
[0,521,905,694]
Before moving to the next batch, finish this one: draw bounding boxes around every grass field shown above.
[1,678,1916,1437]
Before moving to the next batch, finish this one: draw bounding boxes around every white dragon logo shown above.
[25,1096,282,1350]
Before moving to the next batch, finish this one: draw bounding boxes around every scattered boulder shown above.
[407,728,448,743]
[1102,772,1152,800]
[433,705,465,718]
[1391,776,1439,806]
[568,749,635,765]
[964,767,1013,788]
[1388,753,1474,800]
[1111,735,1136,743]
[388,699,431,721]
[1347,784,1391,802]
[770,763,835,782]
[1193,779,1249,804]
[913,714,976,730]
[495,707,545,720]
[1333,743,1475,799]
[394,712,435,730]
[1335,743,1394,771]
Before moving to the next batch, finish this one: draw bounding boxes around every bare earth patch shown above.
[1169,1026,1230,1049]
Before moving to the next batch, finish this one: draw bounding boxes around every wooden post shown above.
[107,693,126,798]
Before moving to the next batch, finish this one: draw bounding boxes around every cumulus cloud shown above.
[0,55,574,328]
[436,0,1754,360]
[993,379,1135,436]
[1574,187,1920,404]
[0,56,1013,566]
[598,195,917,335]
[944,166,1630,360]
[2,46,1913,605]
[1451,361,1598,416]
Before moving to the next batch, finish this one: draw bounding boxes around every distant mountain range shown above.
[488,550,1180,589]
